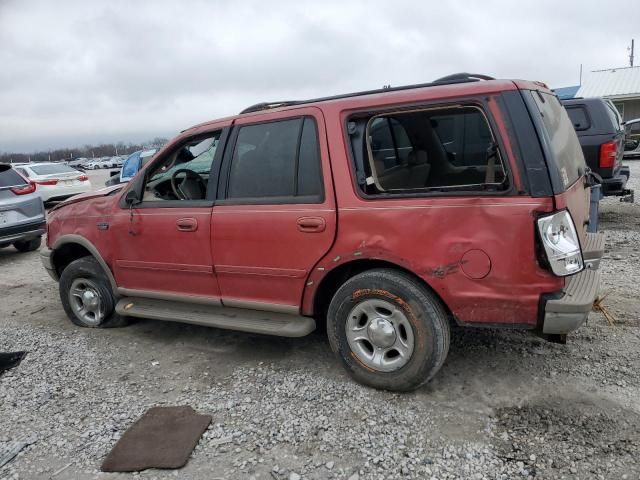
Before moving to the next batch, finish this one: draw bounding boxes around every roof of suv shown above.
[183,73,552,134]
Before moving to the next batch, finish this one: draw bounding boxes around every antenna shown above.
[629,39,635,67]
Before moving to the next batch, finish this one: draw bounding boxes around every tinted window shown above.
[566,106,590,131]
[531,91,584,188]
[296,118,323,197]
[227,117,323,201]
[30,164,78,175]
[0,165,27,187]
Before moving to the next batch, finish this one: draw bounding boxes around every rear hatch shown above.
[524,89,590,245]
[0,165,44,229]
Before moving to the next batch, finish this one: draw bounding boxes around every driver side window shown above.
[141,131,221,202]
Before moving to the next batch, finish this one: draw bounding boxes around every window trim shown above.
[352,102,511,198]
[118,127,228,210]
[217,115,325,205]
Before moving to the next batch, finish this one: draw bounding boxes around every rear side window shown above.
[530,91,584,188]
[353,105,507,194]
[0,165,27,187]
[227,117,323,202]
[565,106,590,131]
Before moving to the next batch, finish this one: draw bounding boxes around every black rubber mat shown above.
[101,406,211,472]
[0,352,27,375]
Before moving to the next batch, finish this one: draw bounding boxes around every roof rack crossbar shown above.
[238,72,495,115]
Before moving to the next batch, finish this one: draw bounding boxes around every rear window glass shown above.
[0,165,28,187]
[531,91,584,188]
[565,106,590,131]
[30,164,78,175]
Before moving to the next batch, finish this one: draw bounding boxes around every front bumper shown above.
[541,232,603,334]
[40,247,59,281]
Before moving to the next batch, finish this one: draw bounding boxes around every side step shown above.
[583,232,605,269]
[115,297,316,337]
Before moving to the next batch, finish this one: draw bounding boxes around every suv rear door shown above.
[212,107,336,311]
[526,90,590,243]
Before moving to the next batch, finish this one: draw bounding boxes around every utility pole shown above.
[630,39,635,67]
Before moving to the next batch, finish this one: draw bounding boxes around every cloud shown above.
[0,0,637,152]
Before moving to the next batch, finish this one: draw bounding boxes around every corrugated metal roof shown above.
[576,66,640,99]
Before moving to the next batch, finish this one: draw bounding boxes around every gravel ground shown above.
[1,166,639,480]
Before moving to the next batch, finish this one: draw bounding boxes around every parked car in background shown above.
[105,149,157,186]
[42,74,604,391]
[14,163,92,203]
[562,97,632,199]
[623,118,640,158]
[0,164,46,252]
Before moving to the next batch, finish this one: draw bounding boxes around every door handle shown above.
[176,217,198,232]
[296,216,326,233]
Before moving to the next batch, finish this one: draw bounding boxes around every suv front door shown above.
[212,108,336,311]
[111,127,227,300]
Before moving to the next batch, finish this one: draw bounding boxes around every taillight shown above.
[599,141,617,168]
[35,179,59,186]
[11,181,36,195]
[537,210,583,276]
[78,175,89,182]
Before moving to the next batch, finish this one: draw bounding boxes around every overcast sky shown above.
[1,0,638,153]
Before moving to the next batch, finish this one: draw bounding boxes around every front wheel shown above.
[327,269,450,391]
[59,256,128,328]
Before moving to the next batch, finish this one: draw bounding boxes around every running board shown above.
[115,297,315,337]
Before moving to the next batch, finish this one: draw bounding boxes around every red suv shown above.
[42,74,604,391]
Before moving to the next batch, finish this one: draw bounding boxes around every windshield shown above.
[30,164,78,175]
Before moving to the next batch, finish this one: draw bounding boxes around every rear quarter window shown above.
[565,106,590,131]
[0,165,28,187]
[530,91,585,188]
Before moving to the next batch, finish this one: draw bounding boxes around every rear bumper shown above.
[542,269,600,334]
[40,247,59,281]
[600,170,630,196]
[541,232,603,334]
[0,219,46,245]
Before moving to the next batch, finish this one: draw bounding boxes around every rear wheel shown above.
[13,236,41,253]
[327,269,450,391]
[59,256,128,328]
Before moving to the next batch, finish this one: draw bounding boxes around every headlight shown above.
[537,210,583,276]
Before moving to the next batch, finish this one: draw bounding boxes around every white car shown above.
[14,163,92,203]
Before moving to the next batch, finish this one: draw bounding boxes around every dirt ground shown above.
[1,166,639,480]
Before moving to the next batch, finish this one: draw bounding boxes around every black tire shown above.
[13,236,41,253]
[327,269,450,392]
[59,256,128,328]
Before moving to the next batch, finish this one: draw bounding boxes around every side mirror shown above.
[124,189,139,206]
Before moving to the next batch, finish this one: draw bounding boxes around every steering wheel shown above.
[170,168,207,200]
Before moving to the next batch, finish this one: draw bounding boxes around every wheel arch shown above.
[305,258,452,321]
[51,235,118,293]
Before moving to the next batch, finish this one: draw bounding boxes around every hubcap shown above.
[69,278,105,326]
[345,298,415,372]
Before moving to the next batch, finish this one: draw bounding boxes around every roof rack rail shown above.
[240,101,301,114]
[432,72,495,84]
[238,73,495,114]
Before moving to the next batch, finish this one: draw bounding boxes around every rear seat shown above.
[374,149,431,190]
